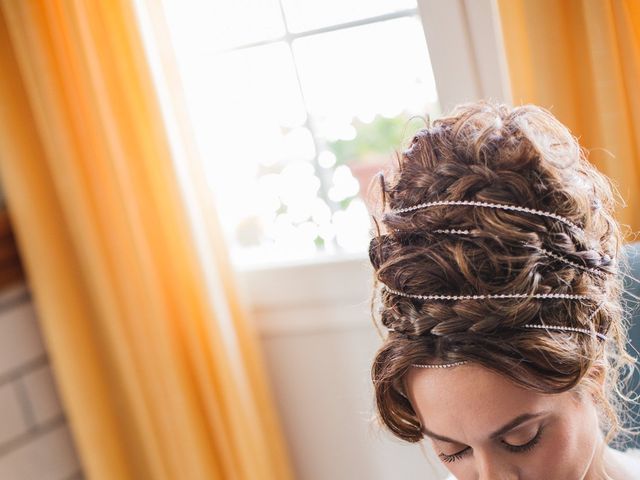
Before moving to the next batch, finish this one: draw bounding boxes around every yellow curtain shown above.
[0,1,294,479]
[497,0,640,233]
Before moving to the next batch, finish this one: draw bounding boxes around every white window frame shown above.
[239,0,512,322]
[417,0,511,112]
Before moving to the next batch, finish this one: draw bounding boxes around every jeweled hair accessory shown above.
[394,324,609,369]
[378,199,610,370]
[388,199,584,233]
[387,322,609,371]
[381,286,589,301]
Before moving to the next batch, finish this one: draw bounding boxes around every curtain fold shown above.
[0,1,294,479]
[497,0,640,233]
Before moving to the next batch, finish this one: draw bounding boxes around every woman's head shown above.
[406,362,602,479]
[367,100,638,477]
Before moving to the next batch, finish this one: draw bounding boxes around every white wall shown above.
[0,283,83,480]
[237,252,451,480]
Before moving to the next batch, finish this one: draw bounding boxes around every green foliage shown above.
[326,112,425,166]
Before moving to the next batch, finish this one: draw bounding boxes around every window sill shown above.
[235,248,374,314]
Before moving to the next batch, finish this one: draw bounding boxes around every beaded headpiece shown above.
[377,199,612,369]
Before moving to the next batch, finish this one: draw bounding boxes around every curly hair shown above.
[367,100,639,453]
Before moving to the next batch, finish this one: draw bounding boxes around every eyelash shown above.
[438,425,546,464]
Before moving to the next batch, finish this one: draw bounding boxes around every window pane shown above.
[174,42,321,260]
[292,17,437,122]
[292,17,440,253]
[161,0,285,52]
[281,0,417,33]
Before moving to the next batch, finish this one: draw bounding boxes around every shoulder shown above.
[619,446,640,461]
[622,446,640,460]
[611,447,640,479]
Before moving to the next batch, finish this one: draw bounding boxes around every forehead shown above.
[406,364,559,440]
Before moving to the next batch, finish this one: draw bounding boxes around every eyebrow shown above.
[421,411,549,444]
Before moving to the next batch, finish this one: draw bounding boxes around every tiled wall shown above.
[0,282,84,480]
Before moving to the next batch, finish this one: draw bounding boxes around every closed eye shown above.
[438,425,545,464]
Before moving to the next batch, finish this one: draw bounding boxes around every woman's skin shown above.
[405,363,640,479]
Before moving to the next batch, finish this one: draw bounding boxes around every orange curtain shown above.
[0,1,294,479]
[497,0,640,233]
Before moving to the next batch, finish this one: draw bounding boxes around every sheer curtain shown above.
[0,1,294,479]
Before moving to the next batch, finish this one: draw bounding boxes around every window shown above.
[158,0,441,269]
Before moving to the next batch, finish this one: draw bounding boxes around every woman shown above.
[368,100,640,479]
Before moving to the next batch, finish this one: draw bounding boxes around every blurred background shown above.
[158,0,440,266]
[0,0,639,479]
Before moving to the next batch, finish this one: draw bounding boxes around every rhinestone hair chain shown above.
[388,199,585,233]
[379,199,611,369]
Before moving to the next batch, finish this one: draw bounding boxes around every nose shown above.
[476,453,518,480]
